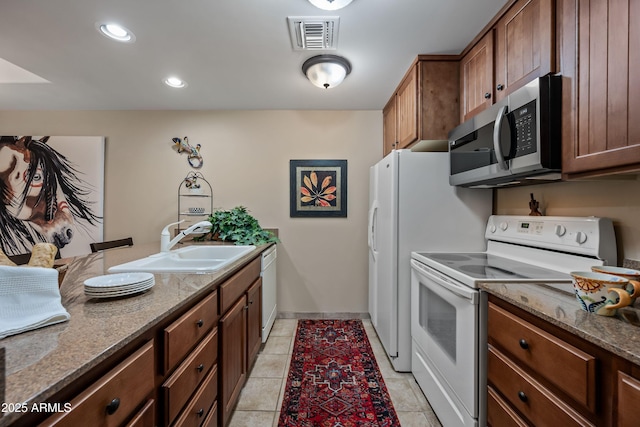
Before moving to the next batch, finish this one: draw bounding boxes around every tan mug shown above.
[591,266,640,304]
[570,271,633,316]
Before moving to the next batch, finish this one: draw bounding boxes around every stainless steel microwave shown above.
[448,75,562,188]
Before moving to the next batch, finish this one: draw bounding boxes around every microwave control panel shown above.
[512,100,537,158]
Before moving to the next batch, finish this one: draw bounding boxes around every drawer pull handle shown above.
[197,408,204,417]
[196,319,204,328]
[197,363,204,372]
[106,398,120,415]
[518,391,528,403]
[519,339,529,350]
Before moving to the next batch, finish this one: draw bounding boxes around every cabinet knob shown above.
[196,363,204,372]
[519,339,529,350]
[196,319,204,328]
[106,398,120,415]
[518,391,528,402]
[497,84,505,91]
[197,408,205,417]
[249,299,254,305]
[243,305,249,311]
[484,92,491,99]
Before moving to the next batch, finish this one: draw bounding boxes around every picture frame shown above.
[290,159,347,217]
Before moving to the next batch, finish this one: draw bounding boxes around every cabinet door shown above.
[460,31,494,122]
[494,0,555,101]
[560,0,640,176]
[382,96,397,156]
[219,296,247,427]
[618,371,640,427]
[247,277,262,368]
[396,64,418,148]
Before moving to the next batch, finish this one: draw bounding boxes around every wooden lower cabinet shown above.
[617,372,640,427]
[487,295,640,426]
[34,252,266,427]
[40,341,155,427]
[246,278,262,367]
[219,295,248,426]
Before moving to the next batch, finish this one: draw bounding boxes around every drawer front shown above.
[488,302,596,410]
[163,328,218,424]
[173,365,218,427]
[124,399,155,427]
[220,257,260,313]
[617,371,640,427]
[488,345,594,427]
[40,341,155,427]
[201,401,218,427]
[164,291,218,372]
[487,386,528,427]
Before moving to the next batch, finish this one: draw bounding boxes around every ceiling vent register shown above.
[287,16,339,50]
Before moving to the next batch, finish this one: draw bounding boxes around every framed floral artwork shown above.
[290,159,347,217]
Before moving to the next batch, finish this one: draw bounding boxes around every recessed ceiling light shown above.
[308,0,354,11]
[97,23,135,43]
[164,77,187,88]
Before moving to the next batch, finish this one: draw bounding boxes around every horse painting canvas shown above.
[0,136,104,258]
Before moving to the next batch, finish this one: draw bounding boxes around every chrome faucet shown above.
[160,220,212,252]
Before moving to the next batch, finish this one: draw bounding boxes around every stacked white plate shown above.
[84,272,154,299]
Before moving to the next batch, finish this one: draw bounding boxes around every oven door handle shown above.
[411,260,478,303]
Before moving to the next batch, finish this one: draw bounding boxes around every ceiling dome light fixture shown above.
[308,0,354,11]
[164,76,187,88]
[97,23,135,43]
[302,55,351,89]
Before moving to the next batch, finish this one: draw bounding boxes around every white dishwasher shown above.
[261,245,277,343]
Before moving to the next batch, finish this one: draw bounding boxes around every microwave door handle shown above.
[493,105,509,170]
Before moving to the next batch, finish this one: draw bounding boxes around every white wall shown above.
[495,178,640,264]
[0,110,382,313]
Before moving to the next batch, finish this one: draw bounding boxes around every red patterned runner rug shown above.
[278,319,401,427]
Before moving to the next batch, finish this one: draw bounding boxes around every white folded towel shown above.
[0,265,70,339]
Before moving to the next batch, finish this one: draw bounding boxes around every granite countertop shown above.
[0,240,270,427]
[480,282,640,366]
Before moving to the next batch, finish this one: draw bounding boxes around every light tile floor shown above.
[228,318,443,427]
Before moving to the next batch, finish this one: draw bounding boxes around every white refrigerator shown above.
[368,149,492,372]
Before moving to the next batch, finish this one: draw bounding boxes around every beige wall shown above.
[0,110,382,314]
[495,178,640,264]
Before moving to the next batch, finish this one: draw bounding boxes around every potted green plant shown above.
[204,206,278,246]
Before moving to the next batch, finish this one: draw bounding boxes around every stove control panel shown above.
[485,215,616,262]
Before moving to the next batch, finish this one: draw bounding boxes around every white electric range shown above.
[410,215,617,427]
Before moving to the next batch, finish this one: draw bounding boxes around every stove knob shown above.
[555,225,567,237]
[575,231,588,244]
[500,222,508,231]
[489,225,497,233]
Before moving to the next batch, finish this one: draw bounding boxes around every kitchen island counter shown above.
[0,240,272,427]
[480,282,640,366]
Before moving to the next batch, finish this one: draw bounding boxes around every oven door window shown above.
[420,286,456,361]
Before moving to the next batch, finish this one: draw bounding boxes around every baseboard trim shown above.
[277,312,370,320]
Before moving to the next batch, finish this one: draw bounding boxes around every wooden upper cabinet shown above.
[382,96,397,156]
[396,65,419,148]
[460,31,494,122]
[559,0,640,177]
[494,0,556,102]
[382,56,460,156]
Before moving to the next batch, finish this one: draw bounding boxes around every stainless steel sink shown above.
[108,245,256,273]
